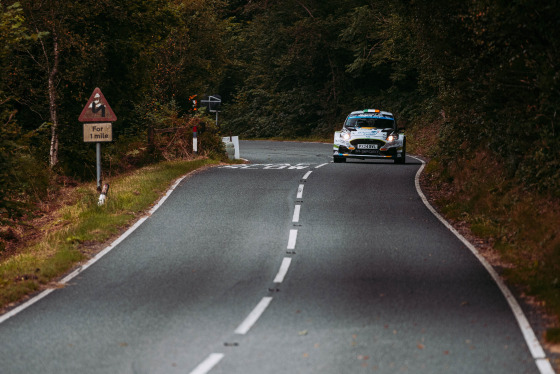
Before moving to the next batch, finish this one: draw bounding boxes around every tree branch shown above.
[295,1,314,18]
[3,111,16,127]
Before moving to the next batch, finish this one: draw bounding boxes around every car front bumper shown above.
[333,145,402,160]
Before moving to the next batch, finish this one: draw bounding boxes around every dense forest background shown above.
[1,0,559,219]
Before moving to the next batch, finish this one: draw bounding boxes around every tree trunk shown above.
[48,32,60,168]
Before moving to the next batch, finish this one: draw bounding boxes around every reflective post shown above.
[193,126,198,154]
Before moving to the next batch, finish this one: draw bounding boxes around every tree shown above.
[224,0,365,137]
[13,0,71,168]
[4,0,177,175]
[150,0,231,110]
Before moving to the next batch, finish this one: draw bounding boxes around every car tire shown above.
[333,156,346,163]
[394,141,406,164]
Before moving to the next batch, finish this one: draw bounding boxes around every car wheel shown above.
[394,142,406,164]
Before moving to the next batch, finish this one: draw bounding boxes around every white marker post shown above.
[193,125,198,155]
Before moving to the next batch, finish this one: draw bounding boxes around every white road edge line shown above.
[287,229,298,250]
[297,184,305,199]
[274,257,292,283]
[0,174,190,325]
[292,205,301,223]
[189,353,225,374]
[410,155,554,374]
[302,171,312,180]
[234,297,273,335]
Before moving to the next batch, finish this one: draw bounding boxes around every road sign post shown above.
[201,95,221,129]
[96,143,102,190]
[79,88,117,195]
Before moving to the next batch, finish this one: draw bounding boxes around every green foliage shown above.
[150,0,232,107]
[2,0,558,194]
[0,0,230,220]
[396,0,560,195]
[0,104,52,224]
[123,100,226,164]
[1,2,32,222]
[224,1,364,138]
[198,116,227,160]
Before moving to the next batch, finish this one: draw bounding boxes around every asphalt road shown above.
[0,141,545,373]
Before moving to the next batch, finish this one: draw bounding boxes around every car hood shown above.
[349,128,386,138]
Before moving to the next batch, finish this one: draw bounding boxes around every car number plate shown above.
[357,144,378,149]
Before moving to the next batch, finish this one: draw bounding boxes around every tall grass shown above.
[0,158,218,309]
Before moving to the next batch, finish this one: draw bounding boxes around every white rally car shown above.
[333,109,405,164]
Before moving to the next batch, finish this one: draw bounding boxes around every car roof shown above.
[348,109,394,118]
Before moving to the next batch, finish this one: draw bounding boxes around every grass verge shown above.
[0,158,219,310]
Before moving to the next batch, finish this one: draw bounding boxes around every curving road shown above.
[0,141,549,373]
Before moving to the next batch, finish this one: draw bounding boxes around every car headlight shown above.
[341,132,351,141]
[386,133,398,142]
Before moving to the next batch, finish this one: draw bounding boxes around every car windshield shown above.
[345,117,394,129]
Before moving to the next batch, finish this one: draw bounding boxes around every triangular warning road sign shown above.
[78,88,117,122]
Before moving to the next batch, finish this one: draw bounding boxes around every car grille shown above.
[350,139,385,147]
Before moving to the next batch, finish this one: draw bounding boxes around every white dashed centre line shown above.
[297,184,304,199]
[192,166,317,373]
[234,297,273,335]
[292,205,301,223]
[273,257,292,283]
[189,353,225,374]
[287,229,298,250]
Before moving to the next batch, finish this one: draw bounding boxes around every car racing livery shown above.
[333,109,406,164]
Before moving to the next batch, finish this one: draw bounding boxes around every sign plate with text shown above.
[83,123,113,142]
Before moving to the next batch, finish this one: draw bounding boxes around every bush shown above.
[85,101,228,181]
[0,111,52,224]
